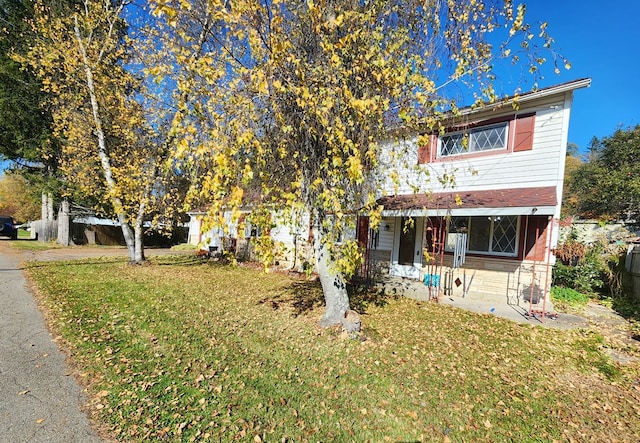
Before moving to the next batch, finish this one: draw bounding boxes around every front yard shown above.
[26,255,640,442]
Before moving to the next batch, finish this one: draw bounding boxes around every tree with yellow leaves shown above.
[0,173,41,221]
[153,0,565,328]
[21,0,170,262]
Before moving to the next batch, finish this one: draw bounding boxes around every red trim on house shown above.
[520,215,550,261]
[446,113,530,132]
[422,214,551,262]
[382,189,555,264]
[420,112,537,163]
[417,134,437,164]
[424,216,446,254]
[356,216,370,247]
[430,146,508,163]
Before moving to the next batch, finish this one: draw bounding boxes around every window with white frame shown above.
[243,222,261,238]
[439,122,509,157]
[445,215,519,256]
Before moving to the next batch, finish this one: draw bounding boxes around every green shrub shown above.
[550,286,591,311]
[552,231,637,319]
[552,231,608,295]
[552,259,603,295]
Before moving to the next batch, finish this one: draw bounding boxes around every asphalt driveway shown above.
[0,241,103,443]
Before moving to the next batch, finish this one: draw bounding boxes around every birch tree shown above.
[133,0,228,222]
[22,0,163,262]
[155,0,566,328]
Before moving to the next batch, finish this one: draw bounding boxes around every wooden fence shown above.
[630,245,640,302]
[30,219,58,242]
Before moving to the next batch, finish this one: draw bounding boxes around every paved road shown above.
[0,240,103,443]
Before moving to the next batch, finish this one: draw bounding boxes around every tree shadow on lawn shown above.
[260,277,400,317]
[151,255,211,266]
[24,257,127,270]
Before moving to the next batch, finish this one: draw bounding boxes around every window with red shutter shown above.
[437,122,509,157]
[433,112,537,158]
[512,113,535,152]
[418,134,436,164]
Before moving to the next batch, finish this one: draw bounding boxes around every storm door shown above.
[390,217,424,279]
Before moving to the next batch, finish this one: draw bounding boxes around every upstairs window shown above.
[439,122,509,157]
[418,113,536,164]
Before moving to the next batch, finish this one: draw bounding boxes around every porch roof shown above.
[378,186,557,217]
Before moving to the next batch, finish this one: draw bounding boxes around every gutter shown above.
[464,77,592,116]
[386,78,592,138]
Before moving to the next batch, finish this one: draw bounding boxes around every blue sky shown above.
[2,0,634,175]
[512,0,640,154]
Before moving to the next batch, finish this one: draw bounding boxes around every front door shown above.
[390,217,424,279]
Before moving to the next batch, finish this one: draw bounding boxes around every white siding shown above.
[375,217,395,251]
[187,216,202,245]
[270,211,310,246]
[378,96,570,198]
[188,209,310,251]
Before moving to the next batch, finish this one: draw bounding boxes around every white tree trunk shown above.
[134,224,145,263]
[74,15,139,263]
[41,193,48,222]
[41,192,53,222]
[46,194,54,221]
[37,193,56,242]
[120,223,137,263]
[312,224,351,328]
[57,199,71,246]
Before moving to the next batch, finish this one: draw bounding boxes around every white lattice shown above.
[471,125,507,151]
[440,123,508,156]
[492,216,517,253]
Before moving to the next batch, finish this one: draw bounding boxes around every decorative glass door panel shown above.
[398,219,416,265]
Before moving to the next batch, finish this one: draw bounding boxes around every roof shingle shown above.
[378,186,557,211]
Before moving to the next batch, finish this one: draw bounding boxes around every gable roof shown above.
[378,186,557,217]
[471,78,591,112]
[386,78,591,138]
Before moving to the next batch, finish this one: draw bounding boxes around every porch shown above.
[376,275,582,328]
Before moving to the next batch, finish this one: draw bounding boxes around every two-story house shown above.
[188,79,590,311]
[361,78,591,308]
